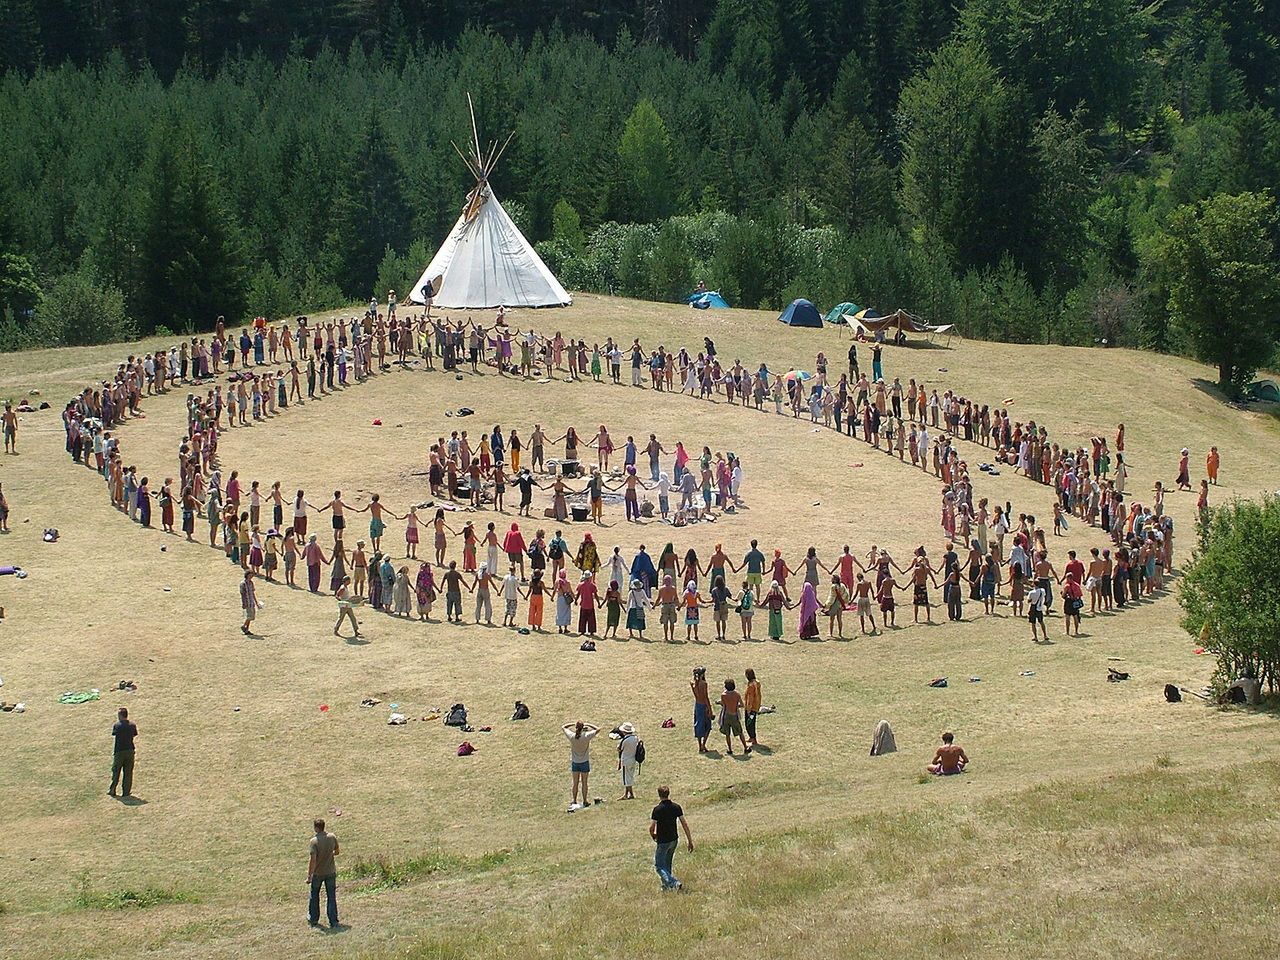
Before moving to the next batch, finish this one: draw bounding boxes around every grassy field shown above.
[1,293,1278,960]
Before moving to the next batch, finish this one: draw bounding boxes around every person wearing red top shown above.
[502,522,527,579]
[575,573,599,635]
[1063,550,1085,584]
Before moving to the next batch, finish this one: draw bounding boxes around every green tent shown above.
[824,302,860,325]
[1247,379,1280,402]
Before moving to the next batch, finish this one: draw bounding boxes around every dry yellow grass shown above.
[0,293,1278,960]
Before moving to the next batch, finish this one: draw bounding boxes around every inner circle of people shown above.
[58,296,1196,647]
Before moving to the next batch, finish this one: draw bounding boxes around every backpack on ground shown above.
[444,703,468,727]
[511,701,530,721]
[1164,683,1182,703]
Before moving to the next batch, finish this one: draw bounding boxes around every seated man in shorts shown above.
[926,731,969,776]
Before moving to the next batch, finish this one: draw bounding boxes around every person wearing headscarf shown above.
[467,562,492,624]
[392,565,412,617]
[626,578,649,639]
[630,544,657,596]
[501,522,527,579]
[771,550,793,601]
[554,569,575,634]
[764,580,788,641]
[379,554,396,613]
[575,533,600,574]
[368,550,383,609]
[797,581,820,640]
[683,580,705,643]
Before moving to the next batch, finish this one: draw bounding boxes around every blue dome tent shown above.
[687,291,730,309]
[777,298,823,328]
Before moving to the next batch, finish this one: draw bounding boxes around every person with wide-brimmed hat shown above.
[617,722,641,800]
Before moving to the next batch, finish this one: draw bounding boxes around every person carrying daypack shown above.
[617,722,642,800]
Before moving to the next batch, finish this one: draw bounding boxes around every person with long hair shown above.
[562,720,599,811]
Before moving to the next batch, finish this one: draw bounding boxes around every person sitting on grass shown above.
[927,731,969,776]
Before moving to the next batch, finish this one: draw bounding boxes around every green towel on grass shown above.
[59,690,100,704]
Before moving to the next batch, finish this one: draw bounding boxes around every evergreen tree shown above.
[820,120,896,229]
[899,41,1036,273]
[0,0,43,73]
[136,123,248,332]
[614,99,677,223]
[961,0,1142,122]
[333,113,409,297]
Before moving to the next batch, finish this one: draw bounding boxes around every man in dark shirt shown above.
[649,785,693,891]
[513,468,536,517]
[109,707,138,797]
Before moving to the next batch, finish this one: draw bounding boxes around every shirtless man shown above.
[1033,551,1059,612]
[853,573,876,634]
[1090,545,1111,611]
[3,402,17,454]
[317,490,355,543]
[927,731,969,775]
[910,551,939,624]
[618,468,648,523]
[656,576,679,643]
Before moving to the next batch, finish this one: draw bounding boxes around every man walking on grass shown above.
[307,818,341,928]
[109,707,137,797]
[649,785,693,891]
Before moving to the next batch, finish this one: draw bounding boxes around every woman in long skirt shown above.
[625,579,648,639]
[393,566,412,617]
[554,571,575,634]
[415,563,436,621]
[765,581,787,640]
[797,581,820,640]
[329,540,347,593]
[368,551,384,609]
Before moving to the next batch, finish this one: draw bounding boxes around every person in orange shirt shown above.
[1206,446,1220,485]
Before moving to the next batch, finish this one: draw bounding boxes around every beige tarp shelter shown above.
[849,308,957,343]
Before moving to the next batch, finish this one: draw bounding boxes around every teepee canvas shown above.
[412,98,571,309]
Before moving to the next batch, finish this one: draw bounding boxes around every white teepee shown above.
[412,99,571,309]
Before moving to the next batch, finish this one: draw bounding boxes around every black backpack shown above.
[444,703,468,727]
[1163,684,1182,703]
[635,739,646,765]
[511,701,530,721]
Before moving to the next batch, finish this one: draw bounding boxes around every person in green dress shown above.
[764,580,791,640]
[604,579,622,638]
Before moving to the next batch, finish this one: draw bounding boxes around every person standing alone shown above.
[649,785,693,891]
[109,707,137,797]
[307,818,341,929]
